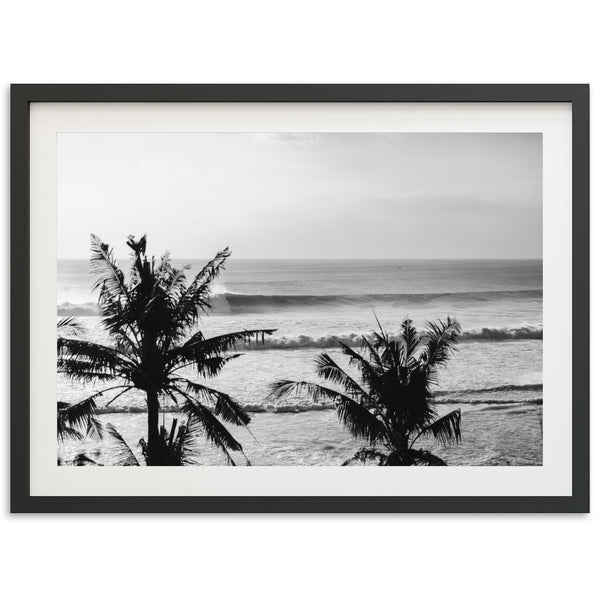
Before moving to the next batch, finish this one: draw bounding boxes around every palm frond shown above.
[268,379,343,403]
[89,234,144,348]
[57,425,84,441]
[172,248,231,327]
[106,423,140,466]
[360,336,385,371]
[57,317,84,335]
[169,352,241,378]
[90,234,130,301]
[159,260,188,304]
[268,380,385,444]
[178,392,244,464]
[178,418,205,465]
[95,293,140,348]
[186,247,231,295]
[103,386,135,407]
[175,378,251,426]
[338,343,381,387]
[401,318,420,361]
[57,338,132,372]
[179,328,277,357]
[57,393,104,440]
[335,397,386,444]
[413,409,462,447]
[313,353,369,401]
[56,360,121,383]
[421,317,461,368]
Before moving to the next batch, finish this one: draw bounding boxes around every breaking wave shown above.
[210,289,541,314]
[58,289,542,317]
[56,300,542,348]
[251,326,542,350]
[435,383,542,394]
[460,326,542,341]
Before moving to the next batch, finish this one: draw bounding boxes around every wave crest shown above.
[460,326,542,341]
[58,287,541,318]
[254,326,542,349]
[213,289,542,314]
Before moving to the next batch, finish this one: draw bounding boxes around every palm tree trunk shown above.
[146,389,161,466]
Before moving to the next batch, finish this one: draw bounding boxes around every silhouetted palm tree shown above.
[57,235,275,465]
[269,318,462,465]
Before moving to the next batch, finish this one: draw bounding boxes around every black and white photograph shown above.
[56,131,543,468]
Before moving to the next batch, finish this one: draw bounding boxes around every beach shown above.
[58,402,542,466]
[57,258,543,466]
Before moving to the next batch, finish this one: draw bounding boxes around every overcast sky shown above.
[57,132,542,259]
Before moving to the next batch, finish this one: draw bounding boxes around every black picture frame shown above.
[10,84,590,513]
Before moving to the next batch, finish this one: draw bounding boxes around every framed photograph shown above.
[11,84,589,513]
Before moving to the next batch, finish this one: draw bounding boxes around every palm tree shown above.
[57,234,275,465]
[269,318,462,466]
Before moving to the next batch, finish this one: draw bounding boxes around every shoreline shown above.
[59,402,543,467]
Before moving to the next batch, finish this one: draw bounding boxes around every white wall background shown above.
[0,1,596,598]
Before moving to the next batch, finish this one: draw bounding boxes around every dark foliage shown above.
[57,235,274,465]
[57,394,103,441]
[269,317,462,466]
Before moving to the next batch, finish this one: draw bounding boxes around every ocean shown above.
[57,258,543,466]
